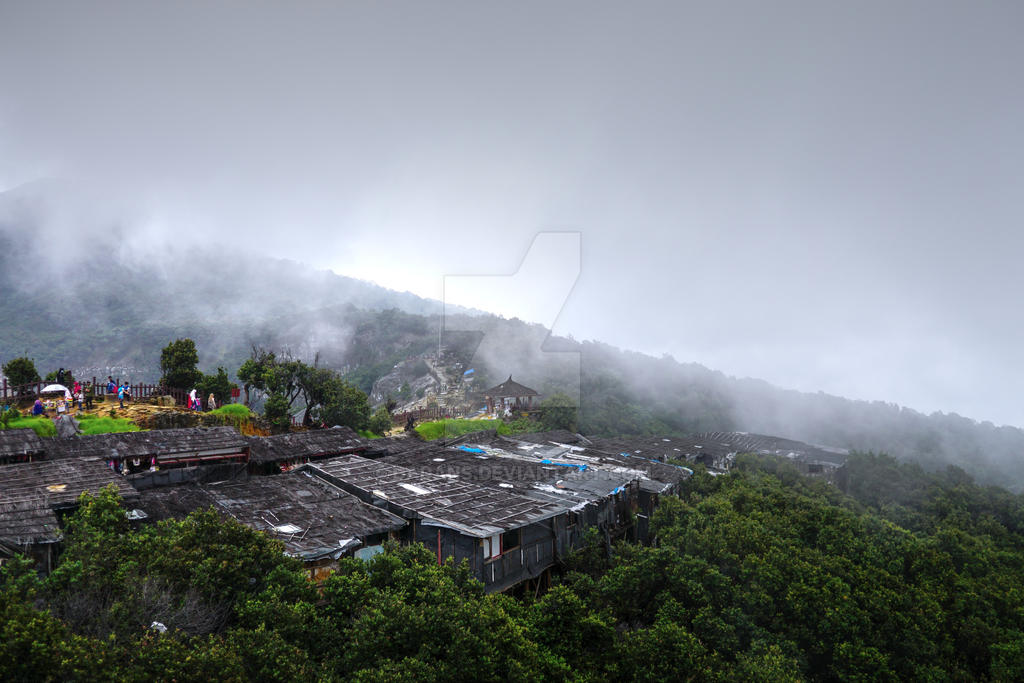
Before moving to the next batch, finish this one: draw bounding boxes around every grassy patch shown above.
[2,416,56,436]
[209,404,252,419]
[206,404,253,430]
[415,419,506,441]
[77,414,140,435]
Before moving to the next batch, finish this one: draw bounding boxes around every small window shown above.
[501,529,521,552]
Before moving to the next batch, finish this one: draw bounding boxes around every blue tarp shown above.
[540,459,588,472]
[463,368,475,375]
[458,445,486,454]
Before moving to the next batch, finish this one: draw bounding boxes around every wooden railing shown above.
[1,378,190,406]
[391,404,469,426]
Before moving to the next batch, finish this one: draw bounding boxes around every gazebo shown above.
[482,376,539,416]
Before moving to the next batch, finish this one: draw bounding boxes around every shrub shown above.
[367,406,392,436]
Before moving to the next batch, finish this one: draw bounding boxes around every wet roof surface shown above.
[139,471,405,560]
[0,457,139,545]
[308,454,568,538]
[247,427,367,463]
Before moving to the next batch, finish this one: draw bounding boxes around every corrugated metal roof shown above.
[0,457,139,544]
[139,472,405,560]
[308,454,566,538]
[43,427,247,461]
[0,428,46,459]
[246,427,367,463]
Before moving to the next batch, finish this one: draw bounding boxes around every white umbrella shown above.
[40,384,68,394]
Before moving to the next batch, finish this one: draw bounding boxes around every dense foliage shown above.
[238,347,372,432]
[196,366,235,407]
[538,391,578,432]
[2,355,40,388]
[4,455,1023,681]
[159,338,203,390]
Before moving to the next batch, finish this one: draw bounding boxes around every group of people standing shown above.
[31,376,96,416]
[106,376,132,408]
[187,388,217,412]
[27,369,222,415]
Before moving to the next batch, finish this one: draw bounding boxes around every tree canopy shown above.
[2,356,40,387]
[238,347,371,432]
[159,338,203,390]
[4,454,1024,680]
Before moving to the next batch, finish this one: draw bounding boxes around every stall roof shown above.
[42,427,247,461]
[246,427,367,464]
[692,431,849,465]
[0,428,46,460]
[0,457,139,545]
[307,454,567,538]
[139,472,406,561]
[380,440,644,507]
[402,431,689,496]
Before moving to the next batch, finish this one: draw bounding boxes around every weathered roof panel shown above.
[139,472,405,560]
[43,427,247,461]
[0,429,46,460]
[247,427,367,464]
[0,457,139,544]
[308,454,566,538]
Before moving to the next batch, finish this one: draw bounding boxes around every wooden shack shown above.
[0,457,139,570]
[246,427,368,473]
[306,454,570,593]
[138,471,406,580]
[42,427,250,486]
[377,432,685,546]
[0,428,46,465]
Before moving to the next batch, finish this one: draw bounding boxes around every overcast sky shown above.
[2,1,1023,426]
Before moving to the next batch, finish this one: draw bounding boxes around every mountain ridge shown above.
[3,187,1024,490]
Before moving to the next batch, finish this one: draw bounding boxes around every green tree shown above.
[237,346,277,406]
[196,367,234,407]
[238,347,372,431]
[539,392,578,432]
[368,405,393,436]
[2,356,40,389]
[264,392,292,433]
[317,378,371,431]
[44,369,75,386]
[159,338,203,390]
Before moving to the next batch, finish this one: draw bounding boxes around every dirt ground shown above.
[50,398,176,421]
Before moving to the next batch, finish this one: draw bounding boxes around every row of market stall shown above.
[0,425,694,590]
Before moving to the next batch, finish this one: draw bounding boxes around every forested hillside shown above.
[3,454,1023,680]
[4,185,1024,490]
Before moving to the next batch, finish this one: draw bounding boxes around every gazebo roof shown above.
[482,376,539,398]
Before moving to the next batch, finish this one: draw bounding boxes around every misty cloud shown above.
[2,2,1023,425]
